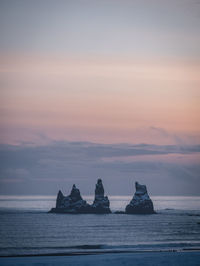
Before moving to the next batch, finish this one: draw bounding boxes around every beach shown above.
[0,251,200,266]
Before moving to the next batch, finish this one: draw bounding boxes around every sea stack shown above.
[49,184,91,213]
[125,181,155,214]
[91,179,111,214]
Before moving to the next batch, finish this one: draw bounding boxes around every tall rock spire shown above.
[125,181,155,214]
[91,179,111,213]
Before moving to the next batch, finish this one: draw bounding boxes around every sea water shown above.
[0,196,200,256]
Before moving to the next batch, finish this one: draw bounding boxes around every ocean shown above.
[0,196,200,256]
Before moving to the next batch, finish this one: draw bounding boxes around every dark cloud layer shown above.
[0,141,199,196]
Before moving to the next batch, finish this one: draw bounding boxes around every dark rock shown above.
[90,179,111,214]
[125,181,155,214]
[114,211,125,214]
[56,190,64,208]
[49,184,91,214]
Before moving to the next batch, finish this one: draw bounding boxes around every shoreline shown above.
[1,248,200,258]
[0,251,200,266]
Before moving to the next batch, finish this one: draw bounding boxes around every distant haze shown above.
[0,0,200,195]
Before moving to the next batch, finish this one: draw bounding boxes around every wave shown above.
[1,209,200,217]
[1,243,200,256]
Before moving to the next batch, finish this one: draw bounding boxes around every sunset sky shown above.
[0,0,200,195]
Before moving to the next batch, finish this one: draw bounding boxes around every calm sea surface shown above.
[0,196,200,256]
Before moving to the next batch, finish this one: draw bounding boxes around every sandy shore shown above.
[0,251,200,266]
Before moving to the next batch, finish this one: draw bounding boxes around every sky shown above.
[0,0,200,195]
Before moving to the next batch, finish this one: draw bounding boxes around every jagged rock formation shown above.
[49,179,111,214]
[90,179,111,214]
[49,180,155,214]
[125,182,155,214]
[49,184,91,213]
